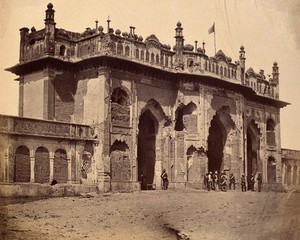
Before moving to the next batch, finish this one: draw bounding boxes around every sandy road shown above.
[1,189,299,240]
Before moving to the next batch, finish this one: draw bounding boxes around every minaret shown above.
[272,62,279,85]
[174,22,184,67]
[44,3,56,55]
[239,45,246,84]
[19,27,29,62]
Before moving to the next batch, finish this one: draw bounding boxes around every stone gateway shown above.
[0,3,291,195]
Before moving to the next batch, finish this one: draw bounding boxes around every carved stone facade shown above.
[0,4,290,195]
[282,149,300,187]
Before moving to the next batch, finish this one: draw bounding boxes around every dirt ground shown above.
[0,189,299,240]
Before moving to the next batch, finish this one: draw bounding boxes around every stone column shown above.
[67,158,71,183]
[290,162,294,186]
[154,123,164,189]
[282,163,286,185]
[297,165,300,185]
[30,150,35,183]
[49,152,54,183]
[4,149,8,183]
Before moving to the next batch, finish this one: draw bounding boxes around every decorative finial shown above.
[47,3,53,9]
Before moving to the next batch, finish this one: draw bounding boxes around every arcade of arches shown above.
[9,144,94,185]
[282,149,300,186]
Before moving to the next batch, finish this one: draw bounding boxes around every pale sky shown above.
[0,0,299,149]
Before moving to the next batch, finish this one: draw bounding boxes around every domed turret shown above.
[138,36,143,42]
[98,26,104,32]
[183,44,194,51]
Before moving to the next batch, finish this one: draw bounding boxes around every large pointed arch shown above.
[138,99,167,190]
[207,106,235,173]
[246,119,261,186]
[140,98,167,124]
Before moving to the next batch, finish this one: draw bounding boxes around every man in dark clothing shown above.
[250,173,255,191]
[241,174,246,192]
[139,172,147,190]
[213,171,219,191]
[229,173,236,190]
[161,169,169,190]
[220,171,227,192]
[257,172,262,192]
[207,172,213,191]
[204,173,209,190]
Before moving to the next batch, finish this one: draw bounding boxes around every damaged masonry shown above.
[0,3,292,196]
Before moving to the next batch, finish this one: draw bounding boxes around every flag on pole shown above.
[208,23,215,34]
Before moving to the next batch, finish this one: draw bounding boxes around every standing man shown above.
[213,171,219,191]
[229,173,236,190]
[250,173,255,191]
[207,171,213,191]
[161,169,169,190]
[139,172,147,190]
[220,171,228,192]
[241,174,246,192]
[257,172,262,192]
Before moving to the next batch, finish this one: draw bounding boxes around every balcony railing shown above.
[0,115,94,140]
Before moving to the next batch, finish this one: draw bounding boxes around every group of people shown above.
[205,171,263,192]
[140,169,263,192]
[204,171,235,191]
[243,172,263,192]
[138,169,169,190]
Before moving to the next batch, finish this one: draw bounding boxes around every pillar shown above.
[67,158,71,183]
[290,162,294,186]
[4,149,8,183]
[30,150,35,183]
[297,164,300,185]
[49,152,54,182]
[282,162,286,185]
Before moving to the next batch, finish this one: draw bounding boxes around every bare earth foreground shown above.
[0,189,299,240]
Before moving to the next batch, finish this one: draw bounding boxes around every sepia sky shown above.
[0,0,299,149]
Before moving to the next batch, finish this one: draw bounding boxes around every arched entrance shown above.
[247,121,260,186]
[137,109,158,189]
[207,115,226,173]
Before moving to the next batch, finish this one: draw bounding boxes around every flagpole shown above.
[214,22,216,55]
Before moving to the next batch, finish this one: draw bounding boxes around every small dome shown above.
[227,57,232,62]
[240,45,244,50]
[47,3,53,9]
[122,32,128,37]
[31,26,36,32]
[166,45,171,50]
[177,21,182,27]
[173,45,177,51]
[273,61,278,66]
[138,36,143,41]
[184,44,194,51]
[145,34,160,43]
[98,26,104,32]
[197,47,203,53]
[115,29,121,35]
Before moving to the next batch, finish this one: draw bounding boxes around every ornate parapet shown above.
[0,114,95,141]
